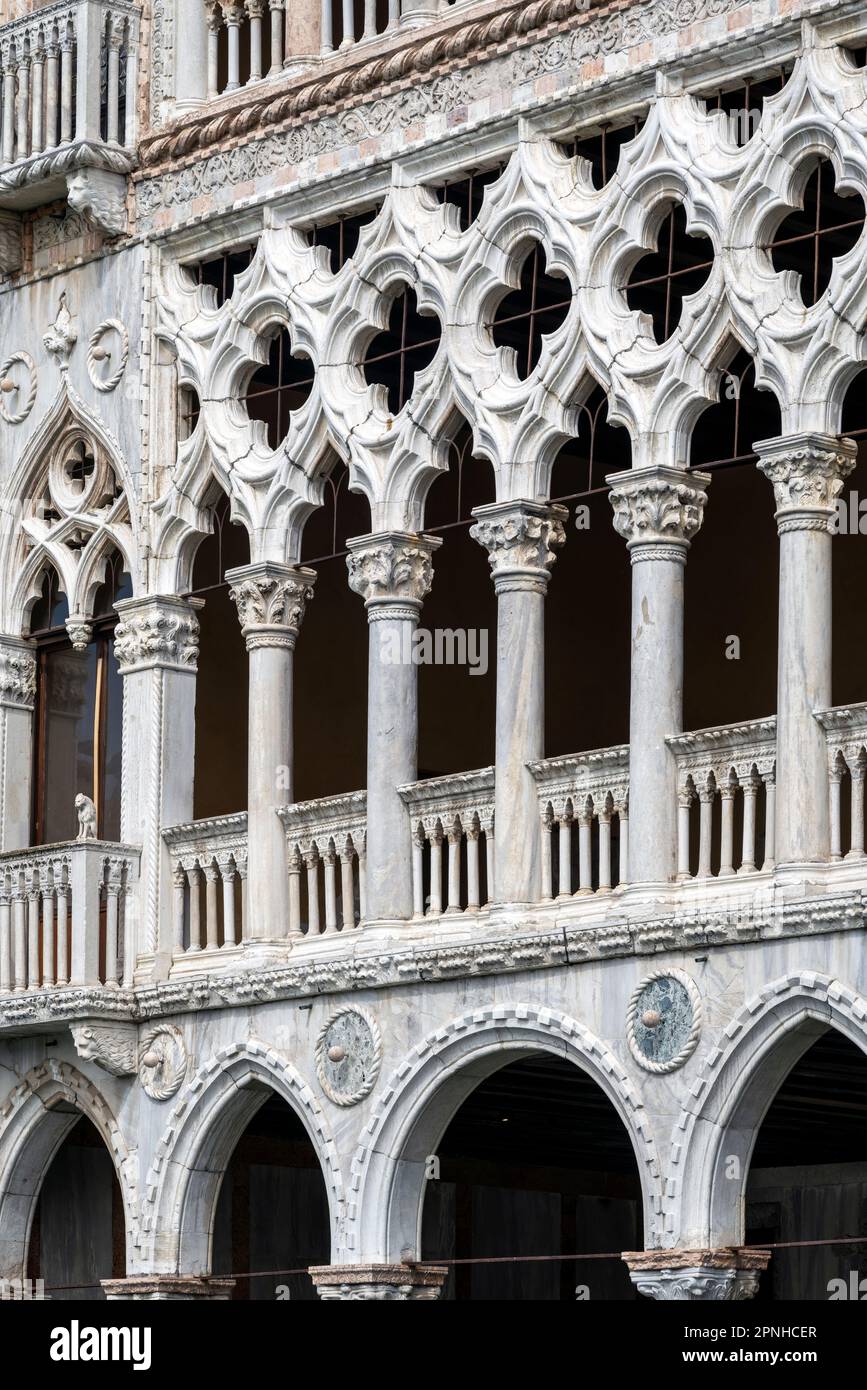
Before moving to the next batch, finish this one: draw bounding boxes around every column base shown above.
[623,1248,771,1301]
[309,1263,448,1301]
[101,1276,236,1301]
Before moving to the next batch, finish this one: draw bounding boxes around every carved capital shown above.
[623,1248,770,1301]
[0,637,36,708]
[65,614,92,652]
[0,211,22,275]
[470,500,567,594]
[755,432,857,534]
[346,532,441,619]
[226,562,316,651]
[66,168,128,240]
[114,596,202,674]
[607,467,710,560]
[310,1264,448,1301]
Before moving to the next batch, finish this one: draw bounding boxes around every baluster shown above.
[617,799,629,885]
[341,0,355,47]
[204,861,220,948]
[849,755,866,859]
[697,782,715,879]
[598,800,612,892]
[186,863,202,951]
[224,4,244,91]
[59,25,74,144]
[558,803,573,897]
[577,804,593,894]
[218,856,237,945]
[320,0,333,54]
[206,3,222,99]
[412,823,425,918]
[123,18,137,148]
[105,862,122,986]
[30,32,44,154]
[363,0,377,39]
[106,19,124,145]
[172,863,186,952]
[44,30,59,148]
[676,786,692,880]
[305,844,321,934]
[466,822,481,910]
[288,847,303,936]
[719,779,736,877]
[237,856,248,938]
[829,759,843,861]
[16,41,30,163]
[339,838,356,930]
[26,866,39,989]
[12,873,26,992]
[56,860,69,985]
[428,822,443,916]
[268,0,284,74]
[122,875,135,989]
[359,834,368,919]
[739,771,758,874]
[540,805,553,900]
[446,818,462,913]
[323,845,338,932]
[0,878,10,994]
[388,0,399,29]
[246,0,265,81]
[2,50,17,165]
[763,769,776,871]
[41,862,55,987]
[482,816,494,903]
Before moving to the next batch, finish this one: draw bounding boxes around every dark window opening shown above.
[178,385,201,442]
[215,12,273,93]
[300,454,372,564]
[187,244,256,308]
[765,157,865,307]
[559,113,646,190]
[697,67,792,146]
[845,45,867,68]
[489,242,572,379]
[434,165,506,231]
[245,327,315,450]
[325,0,393,51]
[363,284,441,415]
[310,207,379,273]
[625,202,713,344]
[689,347,782,473]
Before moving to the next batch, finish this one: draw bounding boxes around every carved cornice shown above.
[0,139,134,200]
[755,433,857,533]
[0,638,36,709]
[470,501,567,591]
[346,533,441,616]
[226,563,316,651]
[113,596,202,674]
[607,467,710,557]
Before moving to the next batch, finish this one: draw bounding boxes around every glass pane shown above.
[102,639,124,842]
[41,645,97,844]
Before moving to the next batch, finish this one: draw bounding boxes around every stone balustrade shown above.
[529,746,630,899]
[667,719,777,882]
[163,814,248,957]
[816,703,867,862]
[0,839,139,992]
[399,768,494,919]
[278,792,367,937]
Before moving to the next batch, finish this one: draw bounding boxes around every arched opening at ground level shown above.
[746,1029,867,1301]
[419,1054,642,1300]
[27,1114,125,1301]
[211,1093,330,1300]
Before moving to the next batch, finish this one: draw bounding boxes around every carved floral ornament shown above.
[0,639,36,708]
[113,598,202,674]
[755,432,857,530]
[226,564,317,649]
[608,468,710,557]
[346,534,441,612]
[470,502,568,578]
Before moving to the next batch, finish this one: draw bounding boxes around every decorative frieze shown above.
[607,467,710,561]
[114,597,202,674]
[755,433,857,533]
[226,562,316,651]
[346,533,440,619]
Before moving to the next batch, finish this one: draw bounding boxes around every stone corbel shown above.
[623,1247,772,1301]
[70,1020,188,1100]
[0,211,23,275]
[66,167,128,239]
[70,1022,138,1077]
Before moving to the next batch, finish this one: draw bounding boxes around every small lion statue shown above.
[75,793,97,840]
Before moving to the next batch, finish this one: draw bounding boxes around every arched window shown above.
[29,554,131,846]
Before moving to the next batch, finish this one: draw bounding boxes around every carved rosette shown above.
[469,501,567,594]
[0,639,36,708]
[139,1023,187,1100]
[607,467,710,563]
[113,596,202,674]
[755,433,857,535]
[346,533,441,622]
[226,562,317,652]
[623,1248,771,1302]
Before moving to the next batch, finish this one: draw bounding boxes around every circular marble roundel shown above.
[627,969,702,1074]
[316,1006,382,1106]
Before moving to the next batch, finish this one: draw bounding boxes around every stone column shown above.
[347,532,441,925]
[74,0,105,142]
[470,501,566,906]
[309,1263,448,1301]
[102,1276,235,1301]
[607,467,710,887]
[114,595,203,978]
[172,0,210,112]
[755,433,856,867]
[0,637,35,853]
[623,1248,771,1301]
[287,0,323,66]
[227,561,316,946]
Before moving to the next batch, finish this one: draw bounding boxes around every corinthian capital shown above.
[114,595,203,674]
[607,466,710,561]
[755,432,857,534]
[226,562,316,651]
[0,636,36,708]
[346,533,442,619]
[470,500,567,594]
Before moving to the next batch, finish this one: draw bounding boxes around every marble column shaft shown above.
[0,636,36,853]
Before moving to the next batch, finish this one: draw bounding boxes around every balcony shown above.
[0,0,140,261]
